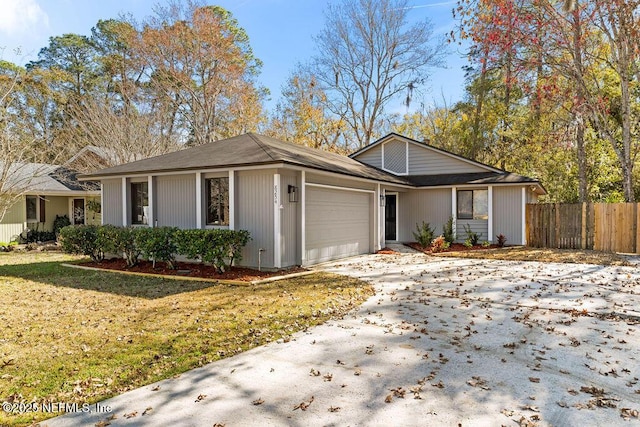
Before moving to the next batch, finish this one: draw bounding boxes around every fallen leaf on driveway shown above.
[293,396,314,411]
[124,412,137,419]
[142,407,152,416]
[252,398,264,405]
[195,394,206,402]
[529,377,540,383]
[328,406,341,412]
[620,408,639,420]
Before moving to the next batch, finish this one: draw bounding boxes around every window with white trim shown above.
[131,182,149,225]
[457,189,488,220]
[206,177,229,226]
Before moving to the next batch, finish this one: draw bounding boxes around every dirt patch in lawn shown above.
[428,245,631,266]
[403,242,630,266]
[79,258,307,282]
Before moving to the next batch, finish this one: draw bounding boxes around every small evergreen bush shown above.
[413,221,435,248]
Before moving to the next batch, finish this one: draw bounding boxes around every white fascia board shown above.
[81,163,286,181]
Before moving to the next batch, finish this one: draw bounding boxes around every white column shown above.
[228,170,235,230]
[488,185,493,242]
[522,187,527,245]
[147,175,154,227]
[381,188,386,245]
[273,173,282,269]
[195,172,202,228]
[301,171,306,265]
[375,183,381,251]
[100,183,104,225]
[121,177,127,226]
[451,186,457,238]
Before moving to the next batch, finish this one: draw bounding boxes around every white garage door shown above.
[305,186,371,265]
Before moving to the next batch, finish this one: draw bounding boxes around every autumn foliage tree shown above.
[134,1,265,145]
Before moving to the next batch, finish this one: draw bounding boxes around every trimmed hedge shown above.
[59,225,104,262]
[59,225,251,272]
[174,229,250,273]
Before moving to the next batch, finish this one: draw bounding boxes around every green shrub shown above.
[135,227,178,269]
[59,225,104,262]
[461,223,481,246]
[442,216,454,244]
[431,235,450,253]
[227,229,251,266]
[175,229,251,273]
[99,225,140,267]
[23,230,57,243]
[53,215,71,236]
[413,221,435,248]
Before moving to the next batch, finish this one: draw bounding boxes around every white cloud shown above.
[0,0,49,37]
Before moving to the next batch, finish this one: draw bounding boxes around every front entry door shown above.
[73,199,85,225]
[385,194,397,241]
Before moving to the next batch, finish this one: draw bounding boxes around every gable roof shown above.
[350,132,503,174]
[81,133,412,186]
[2,162,100,194]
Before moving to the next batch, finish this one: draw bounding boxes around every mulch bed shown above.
[406,242,501,254]
[376,247,400,254]
[80,258,307,282]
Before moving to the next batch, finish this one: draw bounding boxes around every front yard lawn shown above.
[0,252,374,426]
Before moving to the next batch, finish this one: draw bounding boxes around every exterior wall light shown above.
[288,185,299,203]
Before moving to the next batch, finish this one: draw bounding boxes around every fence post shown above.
[581,202,587,250]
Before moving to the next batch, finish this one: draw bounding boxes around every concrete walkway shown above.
[44,252,640,426]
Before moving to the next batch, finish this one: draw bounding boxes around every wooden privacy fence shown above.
[526,203,640,254]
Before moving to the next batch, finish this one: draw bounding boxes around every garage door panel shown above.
[305,186,370,265]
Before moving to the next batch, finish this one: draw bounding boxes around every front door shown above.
[73,198,85,225]
[385,194,397,241]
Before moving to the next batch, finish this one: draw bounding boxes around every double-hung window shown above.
[131,182,149,225]
[206,177,229,226]
[457,189,488,220]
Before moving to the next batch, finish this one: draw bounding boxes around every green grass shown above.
[0,252,374,426]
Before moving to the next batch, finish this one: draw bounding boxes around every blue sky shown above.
[0,0,469,112]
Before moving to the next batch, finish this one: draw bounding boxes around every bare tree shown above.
[312,0,446,148]
[66,97,180,172]
[0,61,53,222]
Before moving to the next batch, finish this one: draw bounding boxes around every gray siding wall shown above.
[237,169,275,269]
[493,186,524,245]
[456,219,488,243]
[279,171,299,267]
[408,144,488,175]
[156,174,196,228]
[383,139,407,174]
[354,145,382,169]
[398,188,451,242]
[102,179,123,226]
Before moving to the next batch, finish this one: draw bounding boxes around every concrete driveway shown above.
[45,252,640,426]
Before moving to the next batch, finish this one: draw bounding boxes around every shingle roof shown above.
[79,133,544,192]
[80,133,413,186]
[3,162,99,193]
[407,172,540,187]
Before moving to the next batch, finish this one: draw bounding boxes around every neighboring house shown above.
[0,163,101,243]
[64,145,151,173]
[81,133,545,269]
